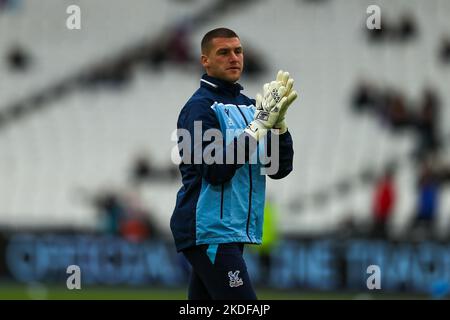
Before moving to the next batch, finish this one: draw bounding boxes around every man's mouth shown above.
[227,66,241,71]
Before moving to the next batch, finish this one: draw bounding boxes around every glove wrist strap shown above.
[273,121,287,135]
[244,121,268,141]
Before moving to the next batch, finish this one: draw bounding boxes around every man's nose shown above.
[229,52,239,62]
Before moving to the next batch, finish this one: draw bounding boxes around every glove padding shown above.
[273,70,298,134]
[244,81,288,141]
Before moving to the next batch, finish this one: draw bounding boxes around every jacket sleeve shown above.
[265,130,294,180]
[178,99,255,186]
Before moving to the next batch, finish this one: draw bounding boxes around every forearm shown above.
[266,130,294,179]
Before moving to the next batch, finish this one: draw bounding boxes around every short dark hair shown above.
[201,28,239,54]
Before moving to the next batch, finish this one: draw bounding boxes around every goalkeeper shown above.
[170,28,297,300]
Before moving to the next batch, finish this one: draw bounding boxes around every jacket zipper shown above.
[235,106,253,240]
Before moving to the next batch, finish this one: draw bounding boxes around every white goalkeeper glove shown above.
[272,70,298,134]
[244,81,288,141]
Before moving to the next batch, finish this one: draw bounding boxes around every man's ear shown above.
[201,54,209,68]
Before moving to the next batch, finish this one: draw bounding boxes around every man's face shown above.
[201,37,244,83]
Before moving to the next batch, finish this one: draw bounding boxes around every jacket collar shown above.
[200,74,243,97]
